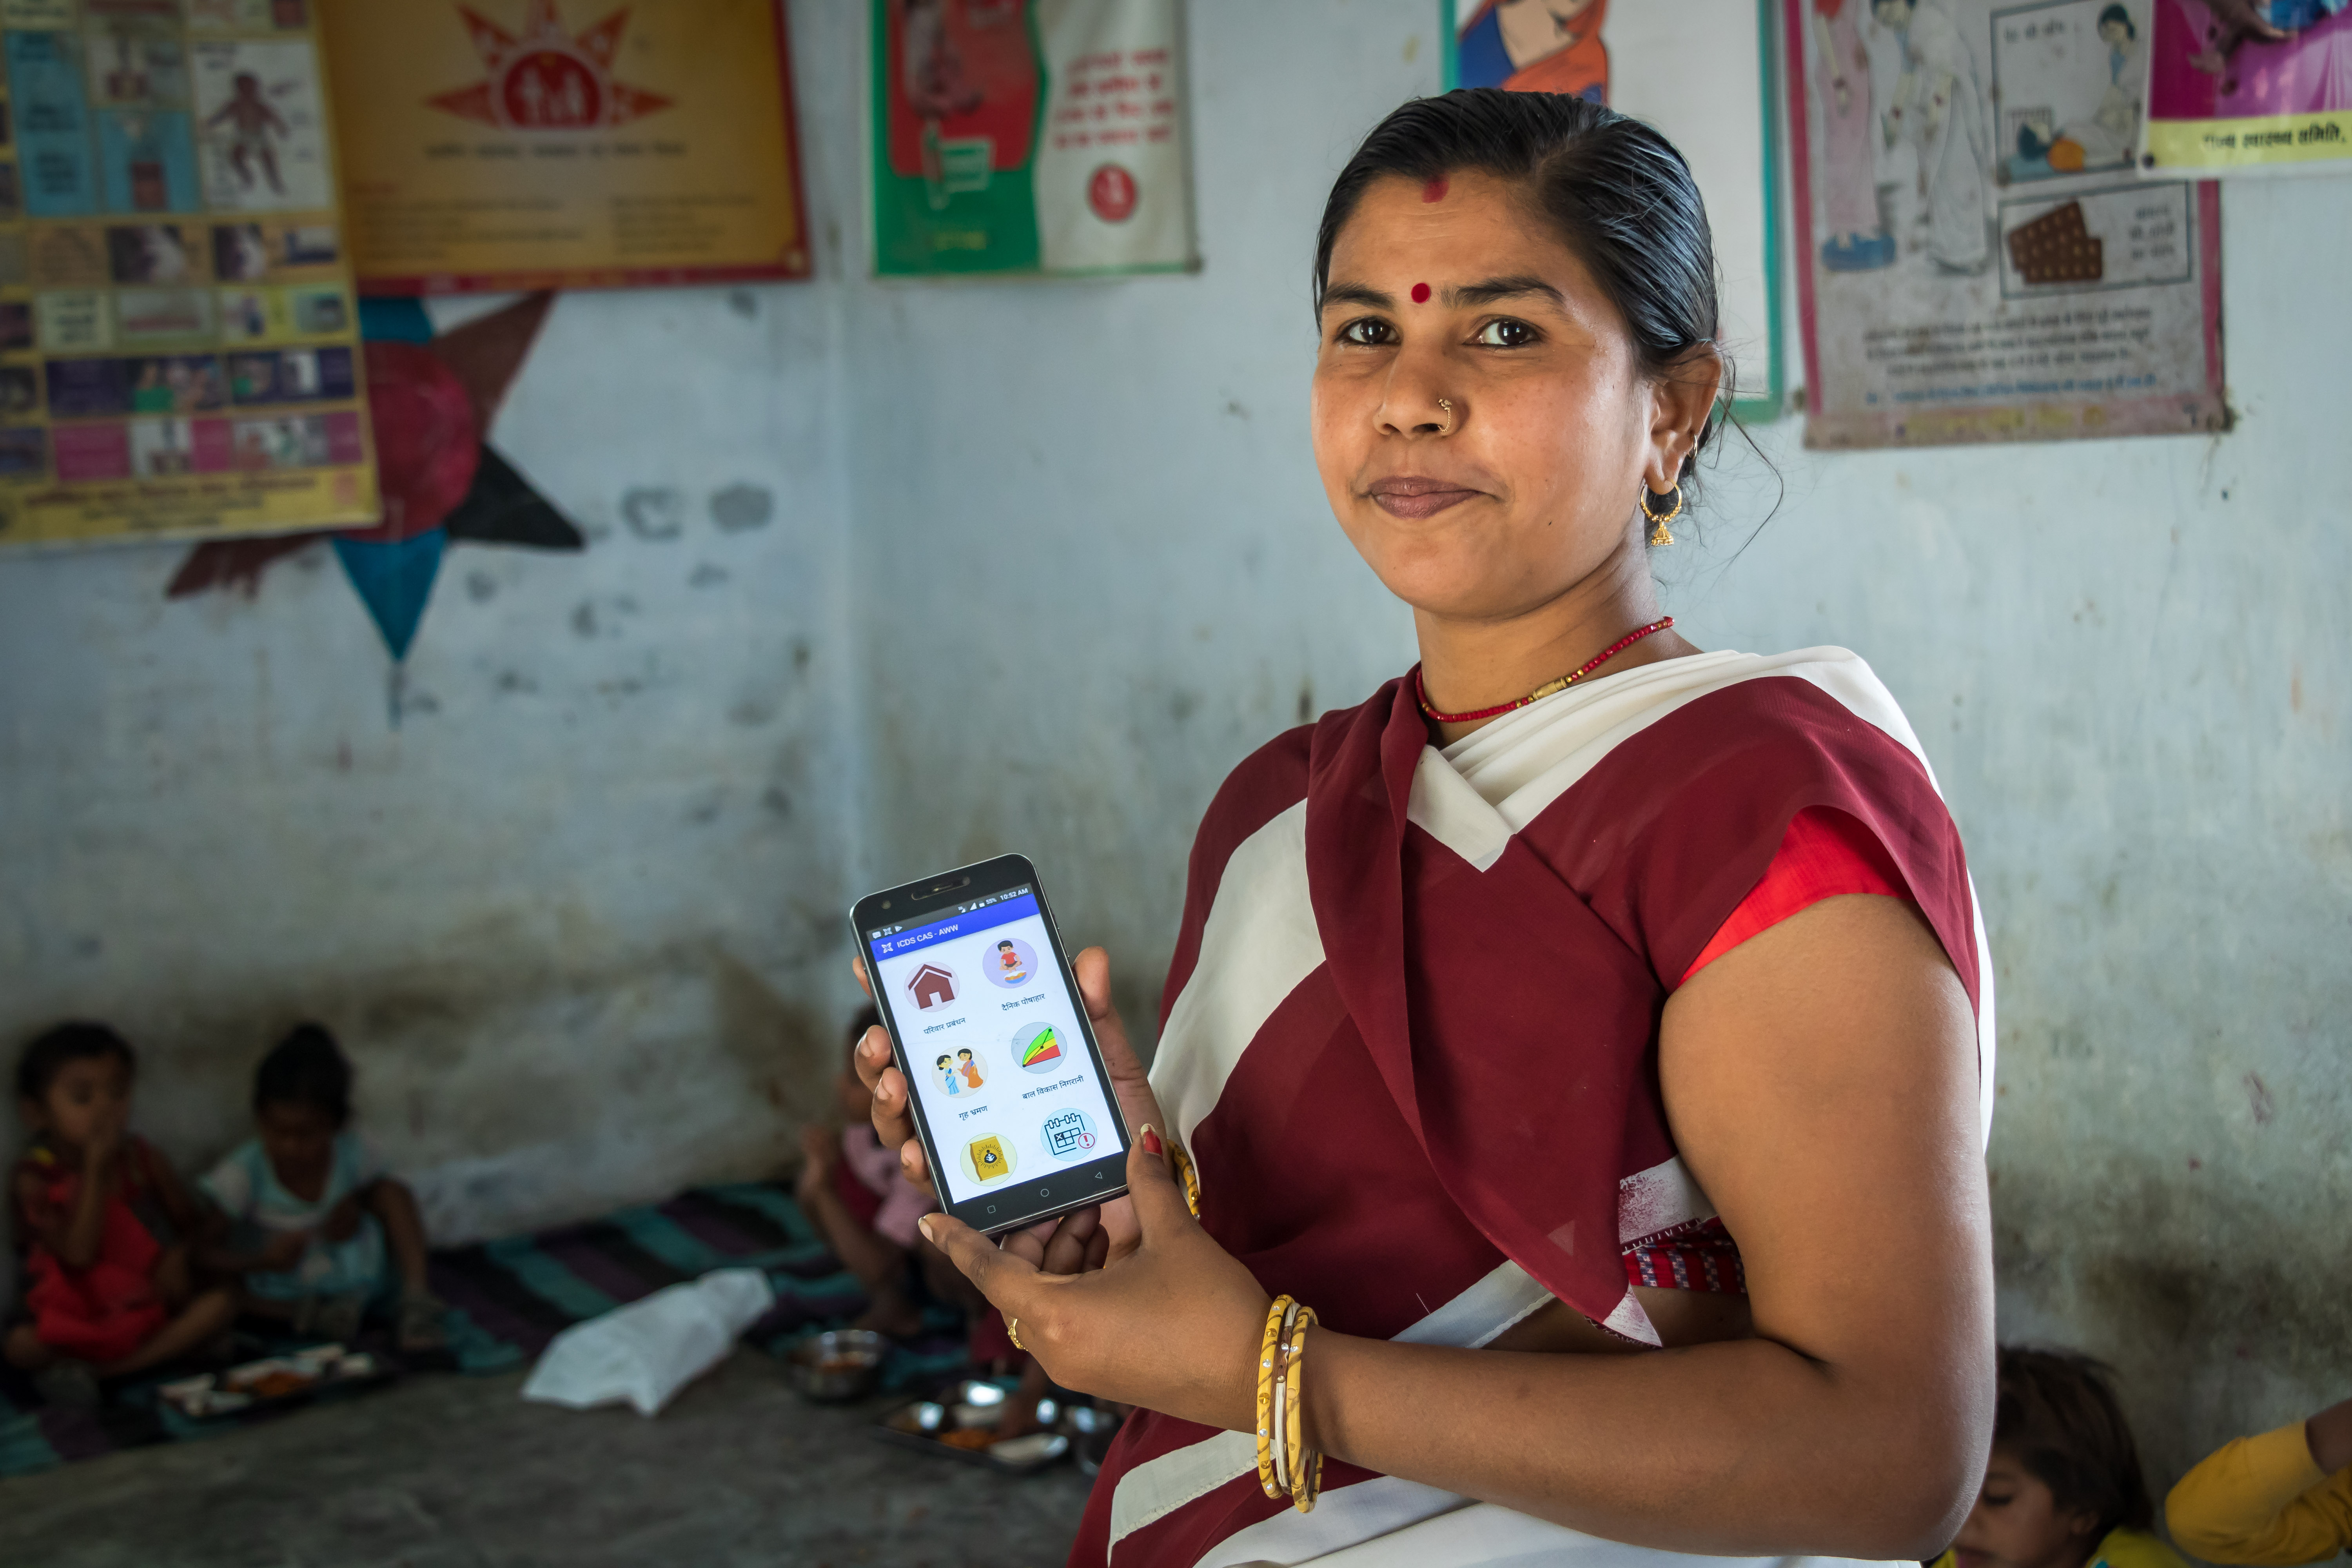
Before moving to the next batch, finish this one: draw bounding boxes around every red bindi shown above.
[1411,282,1432,304]
[1421,176,1448,203]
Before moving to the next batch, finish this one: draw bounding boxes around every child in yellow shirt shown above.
[2165,1395,2352,1564]
[1931,1348,2189,1568]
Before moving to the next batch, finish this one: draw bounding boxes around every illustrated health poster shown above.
[870,0,1197,278]
[0,0,378,548]
[317,0,811,292]
[2140,0,2352,173]
[1786,0,2227,446]
[1445,0,1789,418]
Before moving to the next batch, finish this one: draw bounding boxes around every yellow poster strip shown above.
[2144,110,2352,172]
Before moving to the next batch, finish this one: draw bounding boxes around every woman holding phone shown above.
[856,88,1995,1568]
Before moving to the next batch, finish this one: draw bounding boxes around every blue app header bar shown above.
[867,890,1039,962]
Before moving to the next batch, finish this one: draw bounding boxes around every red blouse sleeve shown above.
[1678,806,1914,986]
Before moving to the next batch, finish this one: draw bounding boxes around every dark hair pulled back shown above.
[1315,89,1727,485]
[254,1022,353,1125]
[1993,1346,2154,1536]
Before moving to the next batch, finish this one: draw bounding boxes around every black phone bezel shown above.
[849,853,1130,1238]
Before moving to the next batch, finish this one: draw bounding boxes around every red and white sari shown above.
[1073,648,1995,1568]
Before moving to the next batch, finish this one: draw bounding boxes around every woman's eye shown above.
[1337,318,1395,347]
[1472,318,1539,348]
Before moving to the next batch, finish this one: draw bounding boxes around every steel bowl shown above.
[1063,1401,1125,1477]
[786,1329,889,1403]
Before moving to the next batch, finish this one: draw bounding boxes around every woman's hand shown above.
[852,945,1169,1262]
[917,1125,1269,1432]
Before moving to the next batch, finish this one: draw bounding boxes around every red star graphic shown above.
[428,0,672,130]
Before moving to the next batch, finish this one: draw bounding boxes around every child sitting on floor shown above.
[197,1025,446,1352]
[1935,1347,2187,1568]
[797,1007,1054,1435]
[797,1007,939,1338]
[2166,1391,2352,1564]
[6,1023,238,1409]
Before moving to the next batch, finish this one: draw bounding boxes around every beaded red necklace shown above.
[1414,616,1675,725]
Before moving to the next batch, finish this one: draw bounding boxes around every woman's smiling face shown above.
[1310,170,1698,627]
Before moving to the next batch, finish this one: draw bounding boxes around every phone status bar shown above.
[869,886,1032,940]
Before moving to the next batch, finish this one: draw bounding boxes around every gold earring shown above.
[1436,398,1456,436]
[1640,484,1682,546]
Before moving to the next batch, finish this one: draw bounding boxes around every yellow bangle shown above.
[1254,1295,1292,1500]
[1285,1305,1321,1512]
[1169,1137,1201,1218]
[1272,1299,1301,1494]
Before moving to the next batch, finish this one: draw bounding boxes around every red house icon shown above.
[906,963,957,1011]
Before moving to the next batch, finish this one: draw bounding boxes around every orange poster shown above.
[316,0,810,293]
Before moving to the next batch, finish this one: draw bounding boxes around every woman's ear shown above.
[1646,344,1723,490]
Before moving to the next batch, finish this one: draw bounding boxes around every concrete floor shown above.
[0,1354,1096,1567]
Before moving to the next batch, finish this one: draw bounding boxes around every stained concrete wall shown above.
[0,274,867,1253]
[838,0,2350,1496]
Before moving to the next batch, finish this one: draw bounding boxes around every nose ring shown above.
[1436,398,1456,436]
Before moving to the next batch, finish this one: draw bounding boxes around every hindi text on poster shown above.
[318,0,811,293]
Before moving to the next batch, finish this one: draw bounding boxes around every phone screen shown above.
[863,884,1123,1210]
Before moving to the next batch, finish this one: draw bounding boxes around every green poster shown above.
[871,0,1196,278]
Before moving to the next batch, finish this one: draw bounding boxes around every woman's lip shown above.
[1371,488,1478,518]
[1365,476,1485,518]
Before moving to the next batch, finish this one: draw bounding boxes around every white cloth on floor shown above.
[521,1268,774,1417]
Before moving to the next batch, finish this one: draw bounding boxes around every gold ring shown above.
[1006,1316,1025,1352]
[1436,397,1455,436]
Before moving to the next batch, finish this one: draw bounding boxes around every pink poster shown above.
[2141,0,2352,171]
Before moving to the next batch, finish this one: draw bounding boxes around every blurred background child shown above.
[197,1024,445,1353]
[797,1005,1053,1436]
[797,1006,937,1338]
[2167,1392,2352,1564]
[5,1022,237,1408]
[1936,1347,2186,1568]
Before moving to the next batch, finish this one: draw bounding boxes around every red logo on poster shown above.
[1087,163,1139,223]
[428,0,673,130]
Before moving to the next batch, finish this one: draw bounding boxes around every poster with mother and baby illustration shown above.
[1445,0,1789,419]
[1784,0,2227,446]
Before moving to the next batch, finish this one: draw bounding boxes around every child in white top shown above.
[198,1025,446,1352]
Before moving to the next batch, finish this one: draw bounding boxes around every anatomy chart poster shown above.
[317,0,811,292]
[2140,0,2352,174]
[1786,0,2226,447]
[871,0,1197,278]
[0,0,378,548]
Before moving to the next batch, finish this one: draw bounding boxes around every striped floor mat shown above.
[0,1182,966,1479]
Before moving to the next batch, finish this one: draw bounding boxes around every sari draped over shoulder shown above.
[1074,649,1994,1568]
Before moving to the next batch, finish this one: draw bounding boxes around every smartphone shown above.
[849,854,1131,1237]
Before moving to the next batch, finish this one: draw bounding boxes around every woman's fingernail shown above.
[918,1217,935,1243]
[1141,1125,1163,1157]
